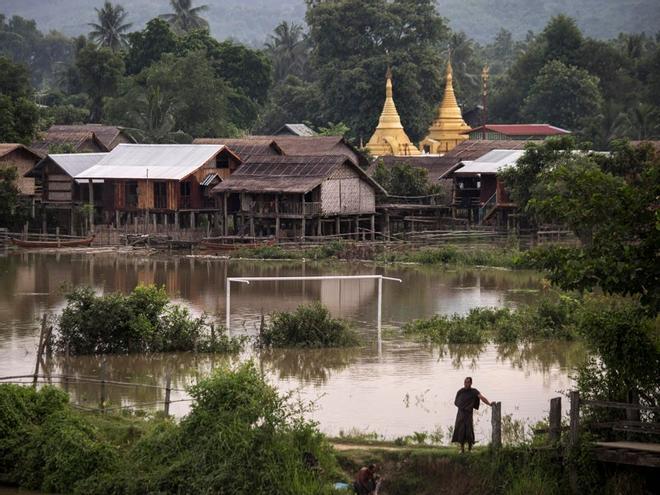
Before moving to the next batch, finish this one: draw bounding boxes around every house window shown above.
[126,182,138,208]
[216,154,229,169]
[154,182,168,209]
[180,181,192,209]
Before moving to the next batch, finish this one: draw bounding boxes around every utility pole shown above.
[481,65,490,140]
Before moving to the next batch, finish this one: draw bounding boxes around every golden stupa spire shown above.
[420,55,471,154]
[366,68,421,157]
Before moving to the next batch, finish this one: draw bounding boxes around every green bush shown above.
[376,245,532,269]
[404,298,578,345]
[55,285,244,355]
[258,302,360,348]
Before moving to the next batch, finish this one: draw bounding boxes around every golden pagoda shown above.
[420,58,471,154]
[366,68,420,157]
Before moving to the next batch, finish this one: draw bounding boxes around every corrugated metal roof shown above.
[200,173,219,187]
[50,153,107,177]
[276,124,317,137]
[213,155,385,194]
[75,144,225,180]
[466,124,571,136]
[454,149,525,175]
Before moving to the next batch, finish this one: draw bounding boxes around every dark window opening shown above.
[126,182,138,208]
[216,154,229,169]
[154,182,167,209]
[180,181,192,209]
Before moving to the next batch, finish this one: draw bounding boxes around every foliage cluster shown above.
[377,245,530,269]
[0,166,31,230]
[55,285,242,355]
[403,296,579,345]
[0,363,343,494]
[257,302,360,349]
[371,162,443,198]
[503,139,660,311]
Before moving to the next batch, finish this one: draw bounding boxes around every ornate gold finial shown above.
[419,54,471,154]
[366,67,421,157]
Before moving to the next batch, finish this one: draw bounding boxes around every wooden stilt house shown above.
[212,155,385,239]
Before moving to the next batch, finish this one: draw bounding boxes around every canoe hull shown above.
[11,235,95,249]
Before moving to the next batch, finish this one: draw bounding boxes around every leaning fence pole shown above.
[164,372,172,416]
[33,314,47,387]
[491,401,502,448]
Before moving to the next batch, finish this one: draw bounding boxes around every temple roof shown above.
[366,69,420,157]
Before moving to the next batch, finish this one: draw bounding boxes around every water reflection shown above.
[0,252,584,438]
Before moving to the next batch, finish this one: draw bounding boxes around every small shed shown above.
[212,155,385,239]
[0,144,42,196]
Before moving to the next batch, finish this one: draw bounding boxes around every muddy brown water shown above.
[0,251,586,442]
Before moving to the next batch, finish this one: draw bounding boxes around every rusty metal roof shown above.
[465,124,570,136]
[193,138,282,159]
[213,155,385,194]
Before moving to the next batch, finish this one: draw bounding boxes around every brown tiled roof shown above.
[368,140,537,181]
[193,138,282,160]
[0,143,42,161]
[48,124,131,149]
[30,130,108,155]
[465,124,570,136]
[213,155,384,194]
[248,135,369,168]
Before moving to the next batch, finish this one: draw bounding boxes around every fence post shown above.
[164,372,172,416]
[491,401,502,448]
[549,397,562,443]
[99,361,107,413]
[569,391,579,447]
[33,313,48,387]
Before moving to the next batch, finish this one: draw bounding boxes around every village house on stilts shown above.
[212,155,385,240]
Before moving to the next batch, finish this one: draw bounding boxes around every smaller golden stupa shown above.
[366,68,420,157]
[420,58,471,154]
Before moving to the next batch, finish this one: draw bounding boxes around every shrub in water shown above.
[258,302,360,348]
[55,285,243,355]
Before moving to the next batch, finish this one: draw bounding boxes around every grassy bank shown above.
[403,295,579,345]
[234,242,532,269]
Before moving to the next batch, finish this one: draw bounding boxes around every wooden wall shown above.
[320,162,376,215]
[0,149,38,195]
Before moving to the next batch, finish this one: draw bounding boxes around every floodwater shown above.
[0,251,586,442]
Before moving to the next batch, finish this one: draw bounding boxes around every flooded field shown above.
[0,251,586,441]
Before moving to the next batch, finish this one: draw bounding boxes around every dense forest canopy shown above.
[0,0,658,146]
[2,0,658,45]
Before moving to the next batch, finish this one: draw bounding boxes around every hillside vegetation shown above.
[2,0,658,45]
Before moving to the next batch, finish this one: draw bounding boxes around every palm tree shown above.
[159,0,209,34]
[265,21,308,82]
[624,103,660,140]
[125,86,189,143]
[88,2,132,52]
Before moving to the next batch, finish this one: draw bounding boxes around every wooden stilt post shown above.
[275,195,280,239]
[301,194,306,241]
[191,211,196,230]
[371,215,376,241]
[223,194,228,236]
[549,397,562,443]
[88,179,95,234]
[70,208,75,236]
[569,391,579,447]
[56,227,60,248]
[335,216,341,236]
[317,217,322,237]
[249,215,255,238]
[115,209,120,229]
[491,401,502,448]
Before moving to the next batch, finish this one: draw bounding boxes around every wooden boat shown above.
[11,235,95,249]
[200,238,276,251]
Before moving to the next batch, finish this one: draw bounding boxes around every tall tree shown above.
[305,0,449,142]
[124,18,178,75]
[75,45,124,121]
[88,1,132,52]
[160,0,209,35]
[522,60,602,132]
[266,21,309,83]
[0,57,40,143]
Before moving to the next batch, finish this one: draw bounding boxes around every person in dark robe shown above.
[353,464,380,494]
[451,376,493,453]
